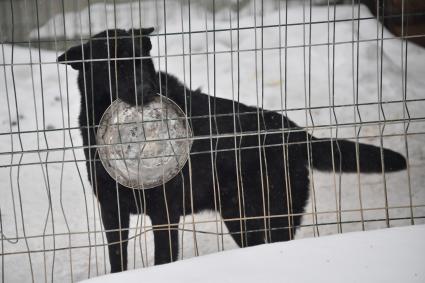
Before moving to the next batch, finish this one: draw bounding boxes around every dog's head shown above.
[58,28,157,104]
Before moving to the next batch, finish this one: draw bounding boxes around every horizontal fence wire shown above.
[2,33,425,66]
[2,11,425,46]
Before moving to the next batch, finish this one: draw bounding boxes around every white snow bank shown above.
[81,225,425,283]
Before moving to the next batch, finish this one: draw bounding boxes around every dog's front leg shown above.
[150,213,180,265]
[100,203,130,273]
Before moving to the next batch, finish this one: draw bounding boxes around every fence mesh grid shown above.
[1,0,425,281]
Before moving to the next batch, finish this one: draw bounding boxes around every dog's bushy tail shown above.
[310,138,406,173]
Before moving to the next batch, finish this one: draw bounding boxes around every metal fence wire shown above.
[1,0,425,282]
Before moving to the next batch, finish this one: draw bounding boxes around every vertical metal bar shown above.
[235,0,248,247]
[0,17,19,246]
[281,0,295,240]
[128,0,143,270]
[211,0,225,250]
[229,0,245,249]
[85,0,103,276]
[33,0,58,280]
[179,0,199,257]
[259,0,273,243]
[187,0,200,257]
[155,0,177,263]
[7,0,35,281]
[376,0,390,228]
[329,0,343,233]
[1,19,25,283]
[306,0,320,237]
[400,0,414,225]
[203,2,221,252]
[51,1,76,275]
[136,0,150,267]
[59,0,101,276]
[100,0,124,273]
[112,0,127,271]
[178,0,188,260]
[77,0,108,275]
[353,0,365,231]
[0,207,4,283]
[252,0,268,243]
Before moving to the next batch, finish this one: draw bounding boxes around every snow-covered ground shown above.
[81,225,425,283]
[1,1,425,282]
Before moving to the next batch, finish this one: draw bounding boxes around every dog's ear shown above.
[141,27,154,35]
[57,44,88,70]
[128,27,154,38]
[132,27,154,36]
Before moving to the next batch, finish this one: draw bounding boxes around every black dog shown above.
[58,28,406,273]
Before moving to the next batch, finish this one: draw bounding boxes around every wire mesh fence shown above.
[1,0,425,282]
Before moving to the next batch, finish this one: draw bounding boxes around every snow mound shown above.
[81,225,425,283]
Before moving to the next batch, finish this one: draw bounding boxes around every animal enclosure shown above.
[1,0,425,282]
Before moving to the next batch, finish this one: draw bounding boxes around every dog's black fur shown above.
[58,28,407,273]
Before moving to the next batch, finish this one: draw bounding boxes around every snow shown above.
[81,225,425,283]
[1,0,425,282]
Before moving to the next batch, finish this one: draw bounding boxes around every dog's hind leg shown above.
[245,218,268,246]
[268,216,294,243]
[101,203,130,273]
